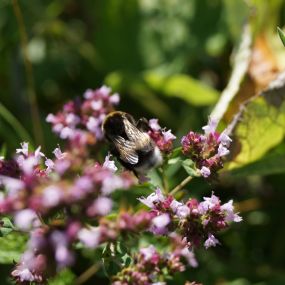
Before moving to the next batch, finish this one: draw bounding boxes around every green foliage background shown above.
[1,0,285,284]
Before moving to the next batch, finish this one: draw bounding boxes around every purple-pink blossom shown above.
[181,117,232,179]
[148,119,176,153]
[46,86,120,146]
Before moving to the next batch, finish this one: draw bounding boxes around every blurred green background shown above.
[1,0,285,284]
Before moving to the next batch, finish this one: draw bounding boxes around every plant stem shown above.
[169,176,193,196]
[210,23,252,125]
[159,164,169,193]
[12,0,44,147]
[0,102,32,142]
[75,262,101,285]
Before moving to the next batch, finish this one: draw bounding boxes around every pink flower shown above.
[103,154,117,172]
[204,234,219,249]
[110,93,120,104]
[14,209,39,231]
[138,188,165,208]
[140,245,157,261]
[182,118,232,179]
[47,85,120,145]
[180,247,198,268]
[176,205,190,218]
[202,118,218,135]
[221,200,242,223]
[12,267,35,282]
[53,147,65,160]
[87,197,113,216]
[148,119,176,153]
[151,213,170,235]
[199,166,211,178]
[45,159,54,173]
[162,129,176,141]
[218,131,232,146]
[170,200,183,212]
[42,185,62,208]
[91,99,103,111]
[78,227,101,248]
[0,176,24,195]
[16,142,29,156]
[149,119,161,131]
[217,144,230,157]
[152,213,170,228]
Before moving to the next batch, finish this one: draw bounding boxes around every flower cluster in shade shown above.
[112,242,198,285]
[46,86,119,145]
[10,210,156,285]
[148,119,176,153]
[181,118,232,178]
[0,142,134,284]
[139,188,242,249]
[0,143,133,216]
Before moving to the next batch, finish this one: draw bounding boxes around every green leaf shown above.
[227,72,285,171]
[147,169,163,189]
[102,242,132,277]
[0,144,7,157]
[182,159,197,176]
[0,232,27,264]
[167,157,181,165]
[229,143,285,176]
[48,269,76,285]
[222,0,249,41]
[277,27,285,47]
[104,71,173,122]
[0,102,32,143]
[168,147,182,159]
[144,72,219,106]
[0,217,14,237]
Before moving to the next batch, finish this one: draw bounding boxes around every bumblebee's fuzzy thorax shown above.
[102,111,162,175]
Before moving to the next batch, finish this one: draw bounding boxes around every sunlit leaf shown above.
[0,217,14,237]
[48,269,75,285]
[277,27,285,47]
[227,71,285,170]
[104,71,173,121]
[144,72,219,106]
[0,232,27,264]
[182,159,197,176]
[229,143,285,176]
[223,0,249,41]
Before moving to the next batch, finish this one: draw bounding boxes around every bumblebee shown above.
[102,111,162,175]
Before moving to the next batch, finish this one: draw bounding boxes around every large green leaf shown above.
[48,269,75,285]
[144,72,219,106]
[227,72,285,171]
[0,232,27,264]
[277,27,285,47]
[0,102,32,143]
[0,217,14,237]
[229,143,285,176]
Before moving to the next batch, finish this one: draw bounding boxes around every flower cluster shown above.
[148,119,176,153]
[112,245,185,285]
[0,143,133,217]
[181,118,232,178]
[0,85,242,285]
[78,211,153,249]
[46,86,119,145]
[139,189,242,249]
[12,222,80,284]
[0,142,134,284]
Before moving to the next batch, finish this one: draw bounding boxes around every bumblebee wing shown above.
[123,118,152,151]
[114,136,139,164]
